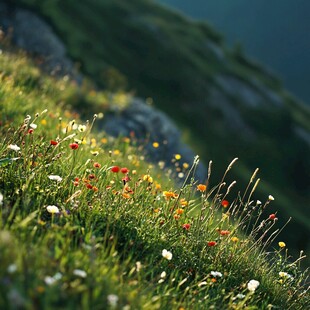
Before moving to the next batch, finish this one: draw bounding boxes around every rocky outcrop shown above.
[0,1,207,182]
[0,2,77,78]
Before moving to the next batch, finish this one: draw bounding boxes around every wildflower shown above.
[180,198,188,206]
[175,154,181,160]
[28,128,34,134]
[93,162,101,168]
[256,200,262,205]
[211,278,217,283]
[278,241,286,248]
[50,140,58,146]
[86,184,93,190]
[44,276,57,286]
[88,174,95,180]
[221,200,229,208]
[48,175,62,182]
[236,294,245,299]
[176,208,184,215]
[269,213,277,220]
[197,184,207,192]
[182,223,191,230]
[268,195,275,201]
[0,193,3,206]
[279,272,293,279]
[122,193,131,199]
[219,230,230,236]
[231,237,239,242]
[162,249,173,260]
[153,142,159,148]
[143,174,153,183]
[107,294,119,308]
[8,144,20,151]
[69,143,79,150]
[163,191,178,199]
[207,241,217,247]
[78,125,87,132]
[136,261,142,272]
[120,167,129,174]
[7,264,17,274]
[111,166,120,173]
[46,205,59,214]
[247,279,260,292]
[73,269,87,278]
[211,271,223,278]
[160,271,167,278]
[174,214,180,220]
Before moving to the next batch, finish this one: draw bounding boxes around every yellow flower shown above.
[180,198,188,206]
[231,237,239,242]
[143,175,153,183]
[278,241,286,248]
[152,142,159,148]
[183,162,189,169]
[175,154,181,160]
[40,119,47,126]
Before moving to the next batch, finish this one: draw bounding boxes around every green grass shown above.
[0,46,309,308]
[11,0,310,261]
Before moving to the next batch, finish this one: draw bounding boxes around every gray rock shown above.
[101,98,208,182]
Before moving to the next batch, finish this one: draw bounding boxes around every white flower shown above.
[30,123,37,129]
[279,271,293,279]
[48,175,63,182]
[53,272,62,280]
[73,269,87,278]
[44,276,57,285]
[247,279,260,292]
[160,271,167,278]
[236,293,245,299]
[268,195,275,201]
[46,205,60,214]
[0,193,3,206]
[8,144,20,151]
[7,264,17,274]
[256,200,262,205]
[210,271,223,278]
[136,261,142,272]
[162,249,172,260]
[78,125,87,132]
[107,294,119,307]
[158,278,165,284]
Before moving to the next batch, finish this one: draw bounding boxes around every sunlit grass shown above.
[0,47,309,309]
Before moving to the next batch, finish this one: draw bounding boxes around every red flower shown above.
[207,241,217,247]
[221,200,229,208]
[269,214,277,220]
[182,223,191,231]
[111,166,120,173]
[69,143,79,150]
[86,183,93,189]
[88,174,95,180]
[120,167,129,174]
[219,230,230,236]
[93,162,101,168]
[28,129,34,134]
[50,140,58,146]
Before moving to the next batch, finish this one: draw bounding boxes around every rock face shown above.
[0,2,76,78]
[102,98,207,181]
[0,1,207,182]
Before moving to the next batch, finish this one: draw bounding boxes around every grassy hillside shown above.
[11,0,310,260]
[0,45,309,309]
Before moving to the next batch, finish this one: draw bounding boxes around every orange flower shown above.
[163,191,178,199]
[122,193,131,199]
[197,184,207,192]
[176,208,184,215]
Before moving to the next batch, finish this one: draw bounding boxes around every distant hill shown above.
[158,0,310,104]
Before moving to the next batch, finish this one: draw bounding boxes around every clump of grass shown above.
[0,49,309,309]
